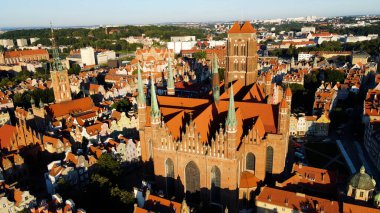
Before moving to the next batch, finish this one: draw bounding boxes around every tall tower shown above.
[212,54,220,103]
[226,83,237,159]
[278,99,289,135]
[50,23,72,103]
[137,62,146,130]
[167,57,175,96]
[225,21,258,88]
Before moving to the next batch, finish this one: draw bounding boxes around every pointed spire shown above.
[226,83,237,132]
[212,54,219,74]
[150,76,161,124]
[212,54,220,103]
[39,98,44,108]
[137,62,146,106]
[167,57,175,96]
[30,97,35,106]
[50,22,63,71]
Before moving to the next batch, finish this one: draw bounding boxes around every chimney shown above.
[321,173,325,183]
[285,198,289,206]
[299,162,303,169]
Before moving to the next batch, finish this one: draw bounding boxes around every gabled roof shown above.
[0,125,17,150]
[48,97,94,118]
[228,21,256,34]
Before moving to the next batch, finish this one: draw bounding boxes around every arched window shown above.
[266,146,274,174]
[211,166,221,203]
[246,152,255,171]
[165,158,175,196]
[185,161,200,203]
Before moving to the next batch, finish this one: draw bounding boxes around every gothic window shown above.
[246,152,255,171]
[149,139,153,159]
[266,146,274,174]
[185,161,200,194]
[234,59,238,71]
[234,44,238,56]
[166,158,175,196]
[211,166,221,203]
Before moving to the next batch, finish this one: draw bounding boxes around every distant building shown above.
[0,39,14,48]
[80,47,96,66]
[170,36,196,42]
[96,50,116,65]
[16,38,28,47]
[29,37,39,44]
[0,49,49,64]
[301,26,316,33]
[352,51,370,65]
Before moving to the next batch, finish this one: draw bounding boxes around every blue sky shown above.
[1,0,379,27]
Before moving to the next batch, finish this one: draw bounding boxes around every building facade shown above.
[225,21,258,88]
[137,64,290,211]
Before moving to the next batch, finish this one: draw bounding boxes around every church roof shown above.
[48,97,94,118]
[228,21,257,34]
[349,166,376,190]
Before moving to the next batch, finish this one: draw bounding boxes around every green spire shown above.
[39,99,44,108]
[50,22,63,71]
[137,62,146,105]
[212,54,219,74]
[313,57,318,67]
[226,83,237,131]
[30,97,35,105]
[150,76,161,121]
[167,57,174,89]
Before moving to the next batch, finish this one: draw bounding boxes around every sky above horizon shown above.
[1,0,379,28]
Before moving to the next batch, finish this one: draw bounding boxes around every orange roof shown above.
[0,125,17,150]
[285,87,292,97]
[48,97,94,118]
[343,202,380,213]
[4,49,49,58]
[134,207,148,213]
[240,171,260,188]
[257,186,339,212]
[145,194,182,213]
[228,21,256,34]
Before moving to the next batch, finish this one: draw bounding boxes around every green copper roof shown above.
[212,54,219,74]
[150,77,161,119]
[349,166,376,190]
[39,99,44,108]
[226,83,237,130]
[167,57,174,89]
[50,23,63,71]
[137,62,146,104]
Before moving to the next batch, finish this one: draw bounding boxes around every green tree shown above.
[194,51,207,60]
[111,99,132,113]
[69,64,81,75]
[325,69,345,83]
[97,153,121,177]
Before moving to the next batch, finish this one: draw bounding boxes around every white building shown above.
[16,39,28,47]
[30,37,39,44]
[301,27,316,33]
[96,50,116,65]
[0,39,14,47]
[80,47,96,66]
[298,52,314,61]
[170,36,196,42]
[167,41,196,54]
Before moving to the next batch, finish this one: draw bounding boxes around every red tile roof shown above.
[228,21,256,34]
[257,186,339,212]
[240,171,261,188]
[4,49,49,58]
[48,97,94,118]
[0,125,17,150]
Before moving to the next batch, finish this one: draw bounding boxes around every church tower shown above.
[50,24,72,103]
[167,57,175,96]
[212,54,220,103]
[137,62,146,130]
[225,21,258,89]
[226,83,237,159]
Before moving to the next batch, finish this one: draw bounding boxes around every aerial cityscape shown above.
[0,0,380,212]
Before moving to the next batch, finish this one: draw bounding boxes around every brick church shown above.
[138,21,292,211]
